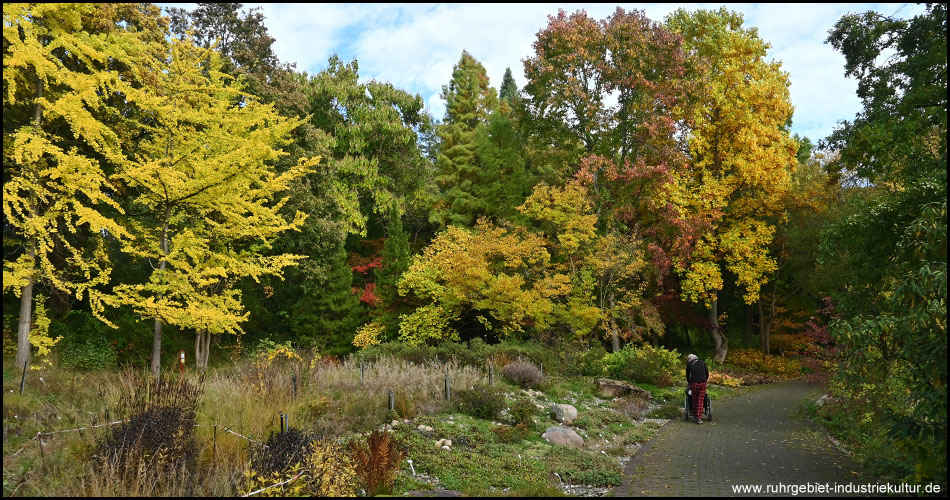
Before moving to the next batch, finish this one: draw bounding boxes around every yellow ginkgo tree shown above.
[111,36,317,377]
[2,3,161,369]
[664,8,798,362]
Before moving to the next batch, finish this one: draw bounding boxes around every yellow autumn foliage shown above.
[666,8,798,307]
[110,35,317,338]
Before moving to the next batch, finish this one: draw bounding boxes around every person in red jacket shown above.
[686,354,709,424]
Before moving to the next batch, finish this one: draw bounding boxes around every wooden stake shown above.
[19,359,27,395]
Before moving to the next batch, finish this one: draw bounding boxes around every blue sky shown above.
[160,3,925,143]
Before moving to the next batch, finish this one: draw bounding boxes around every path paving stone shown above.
[616,380,871,497]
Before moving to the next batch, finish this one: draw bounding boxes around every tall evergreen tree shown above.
[289,244,362,355]
[374,208,412,340]
[431,51,499,227]
[473,113,531,223]
[499,67,519,106]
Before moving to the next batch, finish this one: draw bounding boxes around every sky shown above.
[161,3,925,143]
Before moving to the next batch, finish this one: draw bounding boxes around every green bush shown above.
[601,344,680,387]
[455,384,506,420]
[574,342,608,376]
[435,341,480,366]
[354,342,435,365]
[58,336,117,371]
[508,398,537,427]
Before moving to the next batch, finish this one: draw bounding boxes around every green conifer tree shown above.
[473,113,530,223]
[374,208,412,339]
[290,244,362,355]
[499,67,519,106]
[431,51,499,227]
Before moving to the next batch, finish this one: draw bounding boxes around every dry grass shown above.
[2,354,488,496]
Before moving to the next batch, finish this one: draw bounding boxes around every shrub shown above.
[435,341,480,366]
[394,392,416,419]
[770,333,813,355]
[58,335,117,371]
[708,372,743,387]
[610,395,650,420]
[93,372,202,479]
[350,430,407,496]
[242,438,359,497]
[354,342,435,366]
[601,344,680,387]
[252,428,314,476]
[297,397,331,423]
[725,348,801,378]
[491,340,560,375]
[574,342,608,376]
[455,384,506,420]
[508,398,537,427]
[491,423,531,444]
[501,360,543,388]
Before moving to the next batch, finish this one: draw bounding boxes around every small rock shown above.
[441,445,451,451]
[550,404,578,425]
[436,439,445,447]
[444,439,452,447]
[391,420,400,426]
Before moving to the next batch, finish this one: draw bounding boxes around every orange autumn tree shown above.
[664,8,798,362]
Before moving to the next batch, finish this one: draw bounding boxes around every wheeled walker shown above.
[684,388,711,421]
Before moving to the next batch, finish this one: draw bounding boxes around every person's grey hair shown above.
[687,354,698,362]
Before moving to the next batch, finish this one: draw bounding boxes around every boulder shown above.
[542,426,584,448]
[596,378,651,399]
[550,404,578,424]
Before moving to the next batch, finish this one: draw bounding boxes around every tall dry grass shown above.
[2,354,489,496]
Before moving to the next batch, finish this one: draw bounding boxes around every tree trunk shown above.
[18,64,45,371]
[195,328,211,371]
[151,317,163,378]
[684,324,692,348]
[15,245,35,372]
[758,300,771,355]
[609,294,620,353]
[151,215,170,380]
[708,296,728,362]
[743,303,754,347]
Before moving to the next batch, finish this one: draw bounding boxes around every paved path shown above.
[617,380,869,497]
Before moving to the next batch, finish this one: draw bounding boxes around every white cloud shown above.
[162,3,928,142]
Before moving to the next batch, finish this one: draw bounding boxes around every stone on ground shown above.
[550,403,578,424]
[542,426,584,447]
